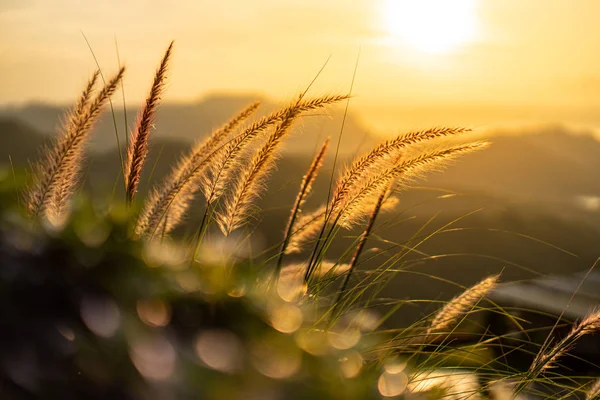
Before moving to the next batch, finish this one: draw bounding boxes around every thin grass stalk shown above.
[333,184,389,313]
[275,138,330,272]
[304,55,359,285]
[306,141,488,283]
[114,37,129,152]
[81,32,127,191]
[189,201,214,262]
[27,68,124,218]
[125,41,173,205]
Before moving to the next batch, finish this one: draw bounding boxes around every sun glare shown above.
[383,0,478,54]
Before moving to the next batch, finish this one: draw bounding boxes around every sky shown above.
[2,0,600,135]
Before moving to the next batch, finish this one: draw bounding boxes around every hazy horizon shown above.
[3,0,600,134]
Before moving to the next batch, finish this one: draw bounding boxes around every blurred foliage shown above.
[0,177,394,399]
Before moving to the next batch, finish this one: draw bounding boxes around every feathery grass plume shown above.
[276,138,330,270]
[125,41,173,205]
[216,95,348,235]
[139,95,346,238]
[47,71,101,223]
[135,102,259,237]
[285,206,327,254]
[587,377,600,400]
[27,71,100,217]
[527,309,600,376]
[428,274,500,335]
[27,68,124,219]
[203,94,349,204]
[331,127,470,211]
[336,142,489,230]
[216,101,301,235]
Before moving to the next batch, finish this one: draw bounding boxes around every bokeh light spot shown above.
[137,299,171,327]
[130,335,176,381]
[269,304,303,334]
[378,371,408,397]
[195,330,243,374]
[80,296,120,338]
[339,350,363,379]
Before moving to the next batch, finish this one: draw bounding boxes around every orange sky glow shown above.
[1,0,600,135]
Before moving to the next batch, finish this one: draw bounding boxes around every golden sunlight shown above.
[383,0,478,54]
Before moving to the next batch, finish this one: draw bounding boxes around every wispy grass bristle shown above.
[336,142,489,230]
[276,137,329,269]
[285,206,327,254]
[528,309,600,375]
[331,127,470,212]
[215,95,347,235]
[135,101,259,237]
[204,94,349,205]
[125,41,173,205]
[428,273,500,335]
[216,100,302,235]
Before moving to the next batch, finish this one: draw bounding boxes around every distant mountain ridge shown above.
[0,93,374,155]
[3,113,600,214]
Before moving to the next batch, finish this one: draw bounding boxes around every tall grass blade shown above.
[276,138,330,271]
[334,184,390,310]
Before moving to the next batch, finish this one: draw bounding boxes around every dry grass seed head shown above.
[135,102,259,237]
[215,95,347,236]
[216,109,299,235]
[530,309,600,374]
[336,142,489,230]
[203,94,348,204]
[285,206,327,254]
[428,274,500,335]
[125,41,173,204]
[332,127,470,211]
[26,68,124,220]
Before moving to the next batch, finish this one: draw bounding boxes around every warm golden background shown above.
[2,0,599,135]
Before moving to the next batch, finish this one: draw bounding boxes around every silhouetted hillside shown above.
[0,118,50,167]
